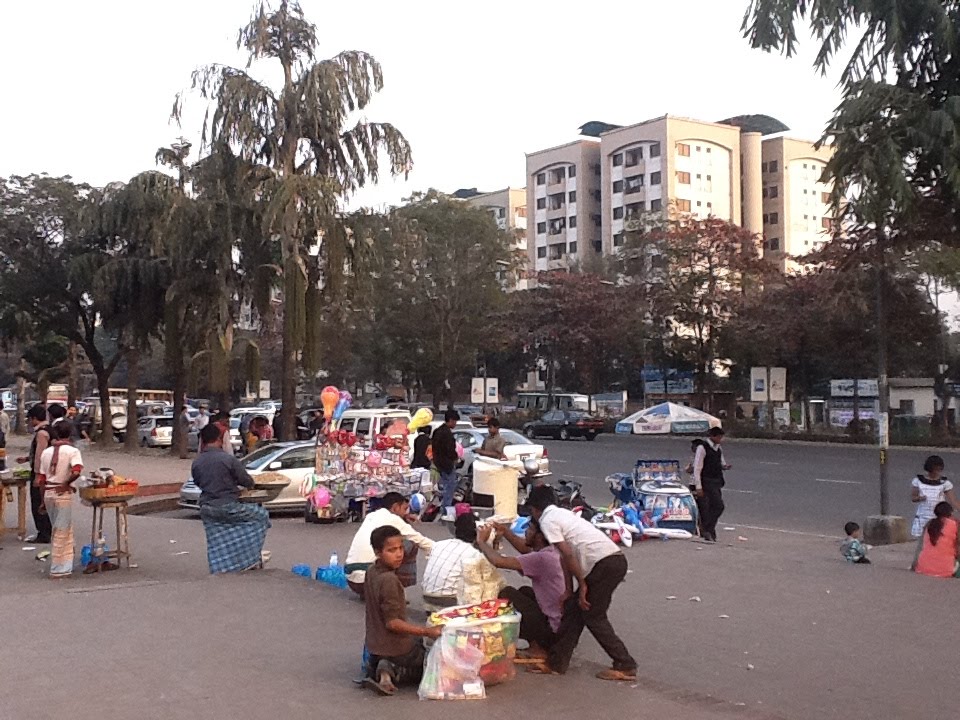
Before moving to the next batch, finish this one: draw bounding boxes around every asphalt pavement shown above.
[542,433,960,536]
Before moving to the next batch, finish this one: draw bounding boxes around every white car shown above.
[137,415,175,447]
[453,428,549,477]
[179,441,315,511]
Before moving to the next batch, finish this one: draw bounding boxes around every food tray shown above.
[79,485,139,503]
[239,489,271,503]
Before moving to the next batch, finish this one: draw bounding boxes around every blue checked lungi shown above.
[200,501,271,573]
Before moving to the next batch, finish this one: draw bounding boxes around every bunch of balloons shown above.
[320,386,353,426]
[408,407,433,432]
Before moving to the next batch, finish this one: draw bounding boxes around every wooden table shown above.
[84,498,133,570]
[0,475,29,540]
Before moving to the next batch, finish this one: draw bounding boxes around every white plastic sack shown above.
[418,630,486,701]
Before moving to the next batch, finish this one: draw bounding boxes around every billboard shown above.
[830,379,879,398]
[750,367,786,402]
[471,378,499,405]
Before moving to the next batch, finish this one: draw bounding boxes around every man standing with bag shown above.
[431,410,460,513]
[691,427,731,543]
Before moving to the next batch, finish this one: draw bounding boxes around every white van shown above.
[336,409,411,449]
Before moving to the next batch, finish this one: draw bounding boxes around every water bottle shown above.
[329,551,339,567]
[80,544,92,568]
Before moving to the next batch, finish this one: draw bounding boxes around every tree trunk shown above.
[95,369,113,448]
[67,341,78,407]
[280,337,297,441]
[171,365,188,459]
[15,358,26,434]
[124,348,140,451]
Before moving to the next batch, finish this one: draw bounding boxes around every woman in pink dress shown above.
[914,502,960,578]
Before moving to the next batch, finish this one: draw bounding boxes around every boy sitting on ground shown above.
[841,522,871,564]
[364,526,443,695]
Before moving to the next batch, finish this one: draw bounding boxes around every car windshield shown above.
[242,446,283,469]
[499,430,528,445]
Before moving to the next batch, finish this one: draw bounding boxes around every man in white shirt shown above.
[690,427,731,542]
[421,514,502,610]
[345,492,434,597]
[526,485,637,681]
[196,407,210,430]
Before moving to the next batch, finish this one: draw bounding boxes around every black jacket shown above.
[431,424,457,473]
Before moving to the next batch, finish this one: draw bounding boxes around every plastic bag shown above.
[418,631,486,701]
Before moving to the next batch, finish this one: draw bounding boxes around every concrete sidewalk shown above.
[0,501,949,720]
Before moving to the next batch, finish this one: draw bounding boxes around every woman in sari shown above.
[192,424,271,573]
[37,422,84,578]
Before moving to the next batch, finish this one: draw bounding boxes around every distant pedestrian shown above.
[66,405,90,444]
[0,406,9,471]
[196,406,210,430]
[411,426,432,470]
[431,410,460,512]
[841,522,870,564]
[691,427,731,543]
[910,455,960,537]
[309,410,324,437]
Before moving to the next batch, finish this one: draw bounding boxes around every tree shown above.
[174,0,412,438]
[619,217,772,400]
[0,174,127,445]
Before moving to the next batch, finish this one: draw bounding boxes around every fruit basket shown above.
[79,482,139,503]
[251,471,289,503]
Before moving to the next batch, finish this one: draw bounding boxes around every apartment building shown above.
[456,186,530,288]
[759,137,834,271]
[525,139,602,274]
[598,115,744,253]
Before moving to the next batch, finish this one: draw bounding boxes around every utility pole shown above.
[876,257,890,515]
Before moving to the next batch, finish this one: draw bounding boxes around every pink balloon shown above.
[456,441,465,460]
[312,486,331,508]
[366,451,382,468]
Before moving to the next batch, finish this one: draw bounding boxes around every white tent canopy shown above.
[616,402,722,435]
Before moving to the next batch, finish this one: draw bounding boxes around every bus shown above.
[515,392,591,413]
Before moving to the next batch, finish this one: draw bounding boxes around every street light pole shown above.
[876,257,890,515]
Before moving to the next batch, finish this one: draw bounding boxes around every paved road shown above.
[540,434,960,536]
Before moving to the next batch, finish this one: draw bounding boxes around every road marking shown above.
[757,461,781,466]
[815,478,861,485]
[724,489,759,494]
[734,523,843,540]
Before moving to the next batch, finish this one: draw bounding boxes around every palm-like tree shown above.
[173,0,412,437]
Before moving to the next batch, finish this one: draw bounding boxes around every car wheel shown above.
[524,426,536,439]
[559,427,571,441]
[586,432,597,441]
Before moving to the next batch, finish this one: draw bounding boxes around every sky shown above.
[1,0,846,210]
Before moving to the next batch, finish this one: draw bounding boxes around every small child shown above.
[841,522,871,564]
[364,526,442,696]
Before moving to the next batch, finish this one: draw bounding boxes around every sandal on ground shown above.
[596,668,637,681]
[526,662,560,675]
[362,677,396,696]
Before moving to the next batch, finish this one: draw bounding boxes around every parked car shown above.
[453,428,549,477]
[137,415,175,447]
[337,409,411,449]
[523,410,603,441]
[179,441,316,511]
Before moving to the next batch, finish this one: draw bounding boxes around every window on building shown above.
[696,145,702,152]
[762,187,768,198]
[803,189,808,194]
[762,162,768,173]
[626,148,643,166]
[549,243,565,260]
[650,143,661,158]
[706,174,711,181]
[569,216,577,228]
[549,218,566,234]
[593,240,602,253]
[769,212,779,224]
[763,214,769,224]
[613,180,624,193]
[613,206,624,219]
[626,202,643,217]
[537,246,546,258]
[769,185,779,198]
[676,199,691,212]
[537,222,546,234]
[803,163,808,169]
[516,206,527,218]
[549,193,565,210]
[677,143,691,157]
[768,160,778,172]
[651,199,663,211]
[677,171,691,184]
[591,189,602,201]
[613,233,625,247]
[625,175,644,194]
[569,165,576,177]
[592,214,602,227]
[707,201,712,208]
[568,190,576,202]
[696,201,702,207]
[536,197,546,209]
[768,238,780,251]
[497,208,505,218]
[706,147,711,153]
[650,171,661,185]
[536,173,545,185]
[821,192,831,203]
[549,168,566,184]
[821,216,832,230]
[900,399,916,414]
[569,242,577,254]
[613,153,623,166]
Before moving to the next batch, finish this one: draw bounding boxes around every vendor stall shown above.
[615,402,721,435]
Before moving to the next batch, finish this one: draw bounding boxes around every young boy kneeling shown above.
[365,526,443,695]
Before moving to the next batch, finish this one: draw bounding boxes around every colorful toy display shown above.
[598,459,699,543]
[426,600,520,687]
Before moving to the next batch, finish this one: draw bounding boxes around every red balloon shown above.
[345,432,357,447]
[327,431,340,445]
[374,435,388,451]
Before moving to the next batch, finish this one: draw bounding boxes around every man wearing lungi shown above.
[192,424,271,573]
